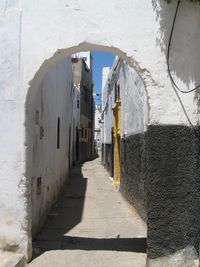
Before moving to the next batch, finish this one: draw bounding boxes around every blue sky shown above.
[91,51,115,104]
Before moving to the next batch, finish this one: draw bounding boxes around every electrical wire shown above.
[166,0,200,141]
[167,0,200,93]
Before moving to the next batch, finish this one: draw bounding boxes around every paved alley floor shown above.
[29,158,147,267]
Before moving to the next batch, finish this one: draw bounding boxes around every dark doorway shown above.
[76,127,80,161]
[68,125,71,167]
[111,127,114,177]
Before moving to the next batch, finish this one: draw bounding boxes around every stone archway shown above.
[1,1,200,266]
[24,43,149,260]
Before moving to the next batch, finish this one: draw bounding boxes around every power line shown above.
[167,0,200,93]
[167,0,200,140]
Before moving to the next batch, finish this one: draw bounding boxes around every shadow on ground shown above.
[32,164,87,258]
[33,236,147,258]
[32,163,146,260]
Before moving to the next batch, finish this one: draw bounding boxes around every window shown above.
[117,84,120,99]
[114,82,120,102]
[85,89,87,103]
[57,117,60,149]
[35,110,39,125]
[77,99,79,108]
[83,84,87,103]
[114,82,117,102]
[85,129,87,138]
[36,177,42,195]
[81,128,84,138]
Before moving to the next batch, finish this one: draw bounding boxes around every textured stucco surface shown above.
[146,125,200,260]
[120,133,147,221]
[120,125,200,265]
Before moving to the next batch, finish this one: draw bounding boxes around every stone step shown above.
[0,251,25,267]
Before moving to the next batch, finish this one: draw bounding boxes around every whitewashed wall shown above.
[1,0,200,265]
[0,1,28,256]
[120,61,148,137]
[102,58,148,140]
[94,106,102,148]
[94,106,102,131]
[26,57,73,236]
[101,65,114,145]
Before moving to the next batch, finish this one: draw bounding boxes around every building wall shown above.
[102,58,200,266]
[117,60,148,220]
[102,65,114,145]
[71,85,81,163]
[26,57,73,237]
[94,106,102,150]
[1,0,200,265]
[72,55,94,162]
[101,65,114,173]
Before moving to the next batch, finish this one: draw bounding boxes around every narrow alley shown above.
[29,158,147,267]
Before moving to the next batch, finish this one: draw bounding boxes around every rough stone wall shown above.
[120,125,200,263]
[146,125,200,260]
[120,133,147,221]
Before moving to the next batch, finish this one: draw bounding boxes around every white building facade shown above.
[94,105,102,152]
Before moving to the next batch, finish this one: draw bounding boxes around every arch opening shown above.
[25,45,149,264]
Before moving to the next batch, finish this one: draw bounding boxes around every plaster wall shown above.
[102,56,200,266]
[101,60,119,145]
[20,0,200,125]
[1,0,200,265]
[102,67,111,103]
[120,61,148,136]
[26,57,73,236]
[0,1,29,256]
[102,57,148,144]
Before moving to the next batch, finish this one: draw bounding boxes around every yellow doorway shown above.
[112,99,121,184]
